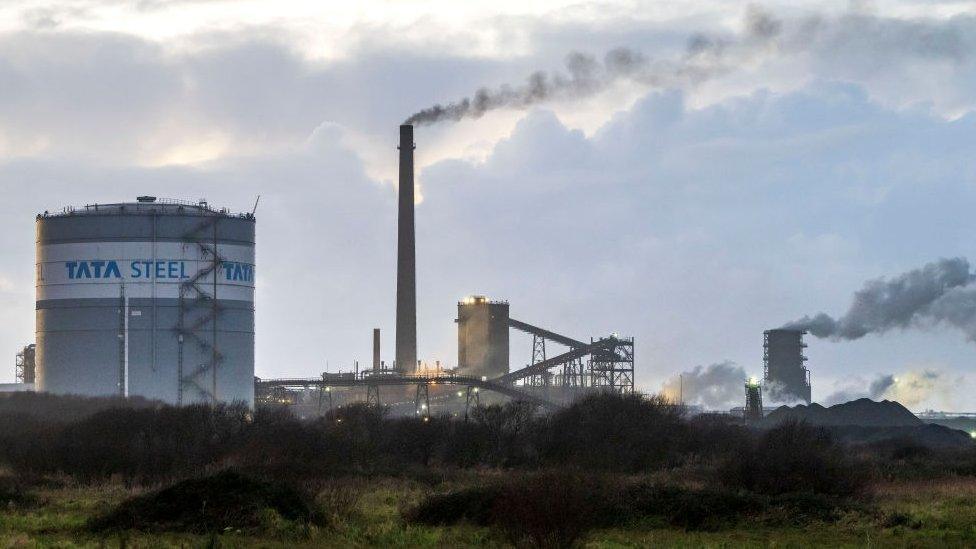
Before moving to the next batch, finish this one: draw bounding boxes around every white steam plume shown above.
[823,370,954,408]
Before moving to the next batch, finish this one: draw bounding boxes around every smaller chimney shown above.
[373,329,381,371]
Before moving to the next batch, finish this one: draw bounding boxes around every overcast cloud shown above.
[0,2,974,409]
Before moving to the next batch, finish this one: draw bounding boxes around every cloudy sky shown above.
[1,0,975,410]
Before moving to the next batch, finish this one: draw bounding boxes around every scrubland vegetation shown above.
[0,392,974,547]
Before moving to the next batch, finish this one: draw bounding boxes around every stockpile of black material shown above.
[765,399,921,427]
[765,398,972,448]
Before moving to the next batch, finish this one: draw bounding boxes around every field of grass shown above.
[2,475,975,548]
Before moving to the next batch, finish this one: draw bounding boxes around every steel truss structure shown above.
[255,372,558,411]
[15,344,35,384]
[508,318,634,394]
[255,317,635,412]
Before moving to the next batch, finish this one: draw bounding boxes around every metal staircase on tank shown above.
[176,213,225,405]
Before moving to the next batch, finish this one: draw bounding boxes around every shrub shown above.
[865,440,976,481]
[437,420,492,468]
[0,403,250,483]
[541,393,686,471]
[406,485,502,526]
[89,470,320,534]
[624,483,763,531]
[312,478,361,528]
[471,400,540,467]
[718,420,868,496]
[405,472,856,545]
[0,477,35,509]
[488,471,604,548]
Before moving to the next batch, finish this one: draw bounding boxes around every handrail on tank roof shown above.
[37,197,256,220]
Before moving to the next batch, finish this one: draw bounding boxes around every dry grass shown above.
[872,477,976,498]
[3,472,976,547]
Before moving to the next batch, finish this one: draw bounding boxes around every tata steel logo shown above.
[65,260,254,282]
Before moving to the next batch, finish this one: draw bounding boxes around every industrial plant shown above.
[0,123,930,420]
[0,123,831,417]
[252,125,637,414]
[0,124,635,413]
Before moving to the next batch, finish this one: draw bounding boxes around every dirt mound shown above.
[89,470,318,534]
[765,398,922,427]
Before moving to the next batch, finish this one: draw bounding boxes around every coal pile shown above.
[764,398,973,448]
[765,398,922,427]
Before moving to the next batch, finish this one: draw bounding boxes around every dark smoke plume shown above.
[784,258,976,340]
[404,7,782,125]
[404,7,976,125]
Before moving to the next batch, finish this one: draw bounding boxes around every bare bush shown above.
[718,420,869,496]
[541,393,686,471]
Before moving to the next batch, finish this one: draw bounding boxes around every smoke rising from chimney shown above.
[404,7,976,126]
[404,7,782,125]
[784,257,976,341]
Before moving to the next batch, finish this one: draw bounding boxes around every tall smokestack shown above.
[373,328,381,372]
[395,125,417,373]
